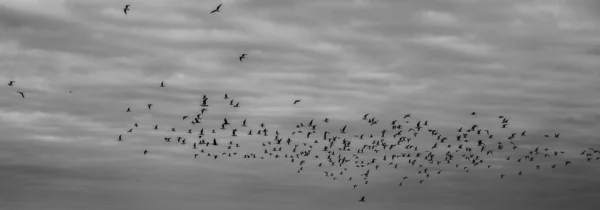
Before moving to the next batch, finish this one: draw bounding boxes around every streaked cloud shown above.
[1,0,600,209]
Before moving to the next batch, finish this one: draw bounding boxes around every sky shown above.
[1,0,600,209]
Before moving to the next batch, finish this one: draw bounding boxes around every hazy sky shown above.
[1,0,600,209]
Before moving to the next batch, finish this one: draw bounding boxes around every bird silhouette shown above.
[17,91,25,98]
[210,3,222,14]
[359,196,365,202]
[239,54,247,62]
[160,81,165,87]
[123,5,130,14]
[8,81,14,86]
[293,100,301,105]
[201,98,209,107]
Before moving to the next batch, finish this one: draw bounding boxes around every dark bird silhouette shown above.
[147,104,153,110]
[8,81,14,86]
[210,3,222,14]
[359,196,365,202]
[239,53,247,62]
[224,93,228,99]
[123,5,130,14]
[293,100,301,105]
[201,98,209,107]
[160,81,164,87]
[143,150,148,155]
[17,91,25,98]
[126,107,131,112]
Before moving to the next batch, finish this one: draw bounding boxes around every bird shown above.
[123,5,130,15]
[147,104,153,110]
[210,3,222,14]
[359,196,365,202]
[160,81,165,87]
[17,91,25,98]
[143,150,148,155]
[224,93,228,99]
[239,53,247,62]
[8,81,14,86]
[293,100,301,105]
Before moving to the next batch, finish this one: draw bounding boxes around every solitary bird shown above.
[17,91,25,98]
[143,150,148,155]
[239,53,247,62]
[293,99,301,105]
[359,196,365,202]
[123,5,130,14]
[8,81,14,86]
[210,3,222,14]
[160,81,165,87]
[147,104,153,110]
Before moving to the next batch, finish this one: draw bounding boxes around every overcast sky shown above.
[1,0,600,209]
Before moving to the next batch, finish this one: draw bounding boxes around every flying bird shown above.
[8,81,14,86]
[239,53,247,62]
[210,3,222,14]
[17,91,24,98]
[123,5,130,14]
[293,100,301,105]
[160,81,165,87]
[359,196,365,202]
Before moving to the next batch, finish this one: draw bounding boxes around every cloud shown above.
[1,0,600,209]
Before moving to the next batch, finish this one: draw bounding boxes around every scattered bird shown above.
[123,5,130,15]
[210,3,222,14]
[8,81,14,86]
[293,100,301,105]
[239,53,247,62]
[17,91,24,98]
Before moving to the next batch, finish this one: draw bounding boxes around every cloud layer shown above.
[1,0,600,209]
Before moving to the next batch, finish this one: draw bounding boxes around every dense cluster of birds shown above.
[7,2,600,204]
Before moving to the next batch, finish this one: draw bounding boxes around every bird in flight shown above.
[359,196,365,202]
[144,150,148,155]
[160,81,165,87]
[123,5,130,15]
[239,53,247,62]
[201,98,209,107]
[293,99,301,105]
[8,81,14,86]
[147,104,153,110]
[17,91,25,98]
[210,3,222,14]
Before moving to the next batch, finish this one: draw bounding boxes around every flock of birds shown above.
[112,87,600,203]
[7,2,600,204]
